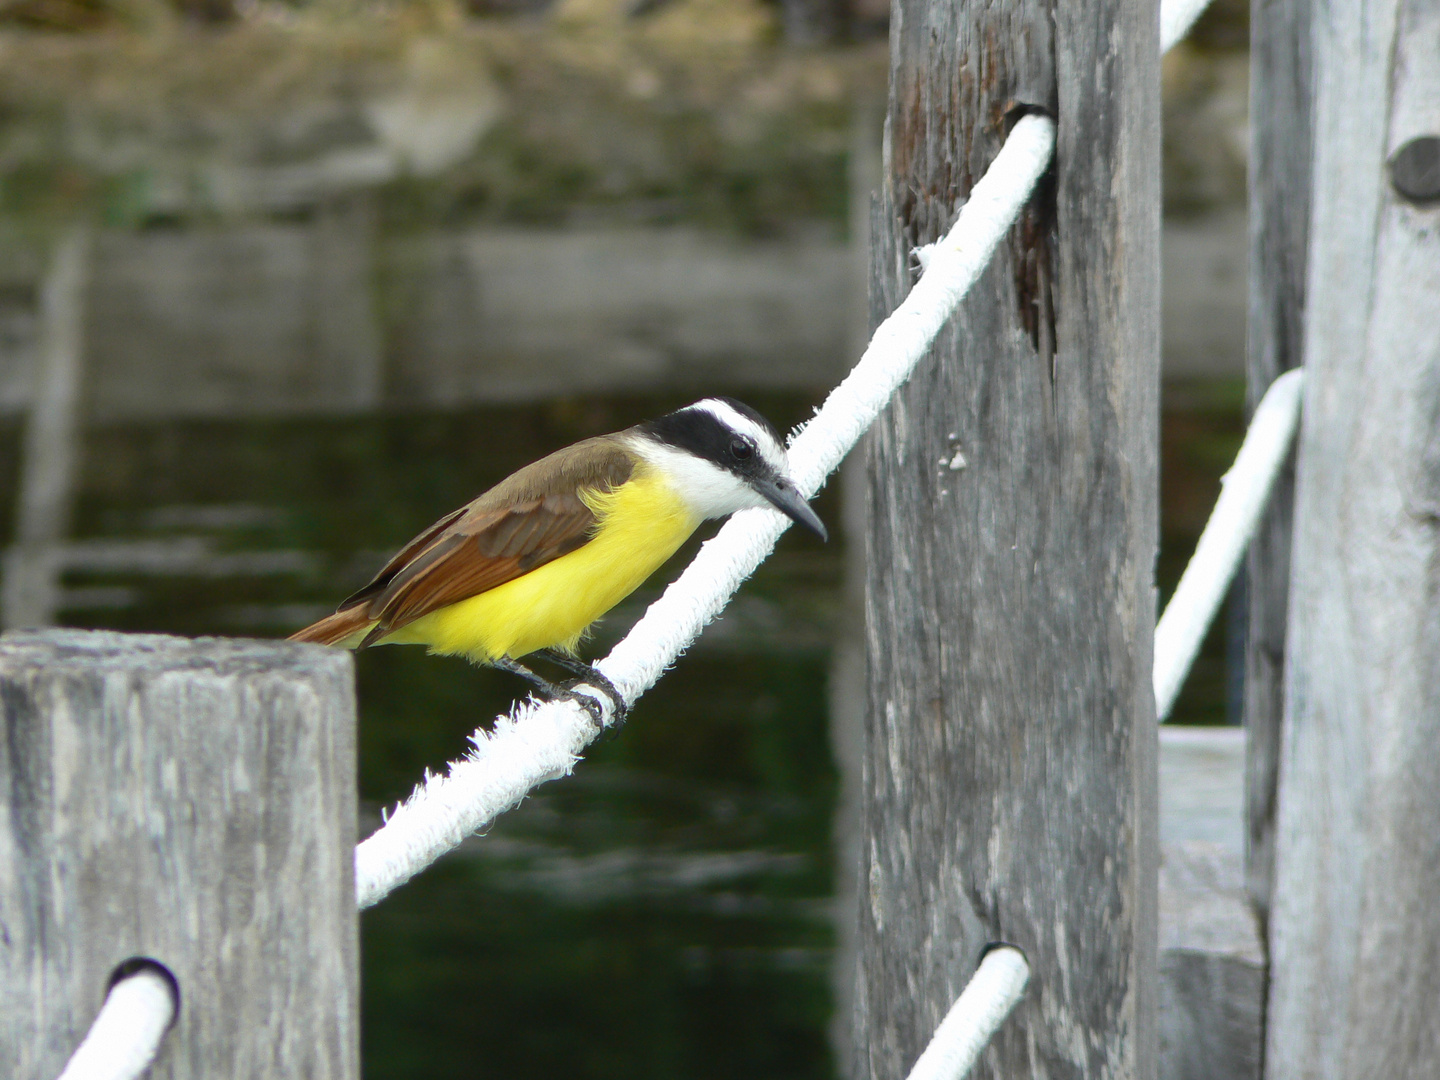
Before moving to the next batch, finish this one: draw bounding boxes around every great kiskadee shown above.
[289,398,826,718]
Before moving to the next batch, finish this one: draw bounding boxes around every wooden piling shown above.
[2,229,90,631]
[0,630,358,1079]
[854,0,1160,1076]
[1243,0,1312,929]
[1264,0,1440,1075]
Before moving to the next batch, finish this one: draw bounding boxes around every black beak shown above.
[753,475,828,541]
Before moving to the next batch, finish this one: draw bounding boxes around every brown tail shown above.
[289,605,374,647]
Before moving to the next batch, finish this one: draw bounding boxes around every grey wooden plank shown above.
[1265,0,1440,1075]
[86,223,395,422]
[828,91,884,1080]
[0,630,358,1079]
[1158,733,1261,1080]
[1244,0,1312,931]
[1160,727,1245,856]
[853,0,1161,1074]
[1159,842,1264,1080]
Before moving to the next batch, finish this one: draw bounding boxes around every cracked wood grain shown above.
[854,0,1161,1077]
[0,630,358,1080]
[1265,0,1440,1075]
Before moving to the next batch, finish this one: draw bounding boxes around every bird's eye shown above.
[730,438,754,461]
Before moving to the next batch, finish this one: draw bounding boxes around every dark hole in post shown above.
[1001,105,1057,365]
[1001,102,1052,133]
[1389,137,1440,205]
[978,940,1029,966]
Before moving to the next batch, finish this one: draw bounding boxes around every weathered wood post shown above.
[855,0,1160,1076]
[829,90,886,1075]
[2,228,90,631]
[1264,0,1440,1075]
[0,630,359,1079]
[1243,0,1312,928]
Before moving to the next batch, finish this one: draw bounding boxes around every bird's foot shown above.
[563,672,627,734]
[537,650,629,733]
[495,654,626,732]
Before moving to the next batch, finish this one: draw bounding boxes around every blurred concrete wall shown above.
[0,215,1242,422]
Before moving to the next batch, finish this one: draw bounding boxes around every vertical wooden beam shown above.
[0,630,359,1079]
[855,0,1160,1075]
[1265,0,1440,1075]
[1243,0,1312,929]
[2,228,90,631]
[1159,842,1265,1080]
[829,90,886,1079]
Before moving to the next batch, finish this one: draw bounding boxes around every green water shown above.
[14,384,1241,1078]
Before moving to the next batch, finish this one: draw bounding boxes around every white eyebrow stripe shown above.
[690,399,789,472]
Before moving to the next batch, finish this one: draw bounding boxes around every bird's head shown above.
[629,397,827,541]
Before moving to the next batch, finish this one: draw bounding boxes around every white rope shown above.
[1154,369,1303,721]
[55,968,176,1080]
[1160,0,1213,51]
[904,947,1030,1080]
[353,114,1057,909]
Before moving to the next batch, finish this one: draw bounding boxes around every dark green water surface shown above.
[11,383,1242,1078]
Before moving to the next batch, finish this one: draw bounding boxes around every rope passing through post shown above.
[904,947,1031,1080]
[55,965,177,1080]
[1153,369,1304,721]
[353,114,1058,909]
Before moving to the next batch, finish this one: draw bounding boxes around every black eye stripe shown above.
[636,404,778,476]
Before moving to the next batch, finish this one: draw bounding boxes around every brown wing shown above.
[292,434,636,649]
[337,504,469,611]
[360,490,598,640]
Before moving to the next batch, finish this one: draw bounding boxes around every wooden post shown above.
[2,228,89,631]
[855,0,1160,1076]
[0,630,359,1079]
[1265,0,1440,1075]
[1243,0,1312,929]
[829,90,885,1077]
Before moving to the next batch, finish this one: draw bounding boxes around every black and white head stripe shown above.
[687,398,789,472]
[627,398,825,539]
[635,397,789,477]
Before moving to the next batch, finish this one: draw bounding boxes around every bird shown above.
[289,397,826,722]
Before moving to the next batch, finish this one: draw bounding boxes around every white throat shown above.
[625,436,772,521]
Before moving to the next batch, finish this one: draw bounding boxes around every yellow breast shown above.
[383,466,700,664]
